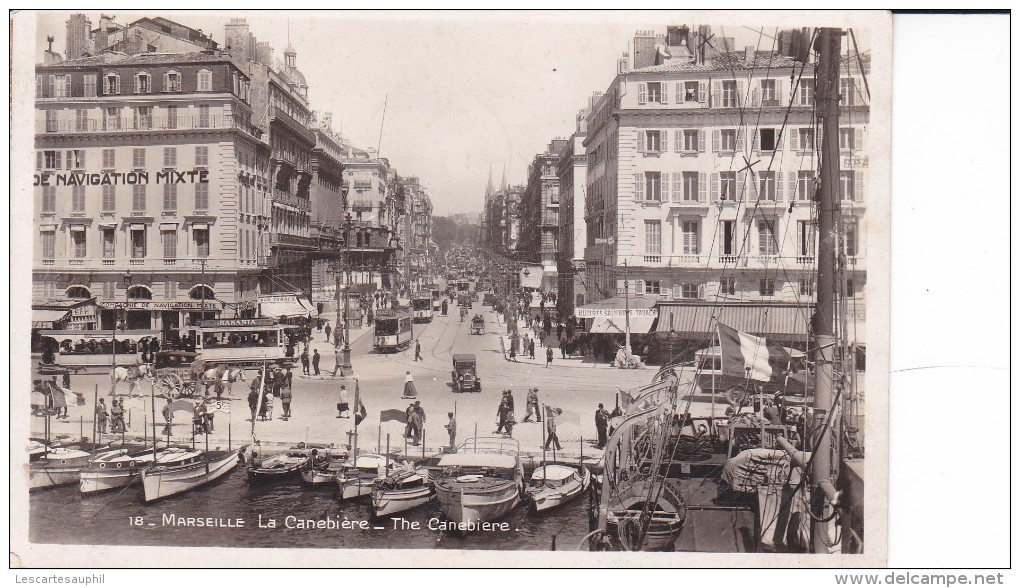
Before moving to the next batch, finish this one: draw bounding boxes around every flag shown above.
[617,388,637,411]
[717,323,792,382]
[380,409,407,424]
[544,405,579,426]
[354,380,367,426]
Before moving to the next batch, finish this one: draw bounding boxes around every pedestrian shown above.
[248,385,259,422]
[332,347,343,376]
[504,389,515,416]
[509,343,517,363]
[300,348,310,375]
[110,399,125,433]
[545,346,553,368]
[445,412,457,453]
[337,385,349,419]
[543,315,552,335]
[410,401,425,446]
[595,403,610,449]
[324,322,332,343]
[193,401,207,435]
[317,319,323,332]
[403,371,417,399]
[495,397,510,435]
[560,336,568,359]
[557,322,564,341]
[95,398,109,435]
[522,333,530,355]
[414,339,423,361]
[161,398,173,437]
[312,349,321,375]
[284,367,293,391]
[281,384,292,419]
[529,338,536,359]
[523,387,540,422]
[317,301,324,316]
[545,407,562,450]
[259,389,270,421]
[404,402,415,439]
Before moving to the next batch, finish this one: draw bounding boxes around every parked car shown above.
[451,354,481,392]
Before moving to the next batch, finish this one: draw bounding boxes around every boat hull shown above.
[79,449,158,495]
[527,466,590,513]
[435,481,520,527]
[372,486,435,518]
[28,449,93,490]
[142,451,240,503]
[337,479,374,501]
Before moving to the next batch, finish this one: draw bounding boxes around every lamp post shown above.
[338,212,354,376]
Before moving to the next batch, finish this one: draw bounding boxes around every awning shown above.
[38,329,160,342]
[655,303,812,339]
[32,309,69,329]
[576,296,659,318]
[297,297,316,313]
[259,295,311,318]
[588,315,656,334]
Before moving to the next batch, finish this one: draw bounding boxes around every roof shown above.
[452,354,476,362]
[40,51,235,70]
[634,50,803,74]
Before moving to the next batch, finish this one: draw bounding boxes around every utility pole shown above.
[623,258,631,354]
[811,26,843,553]
[339,213,354,376]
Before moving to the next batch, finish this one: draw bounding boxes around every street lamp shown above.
[337,212,354,376]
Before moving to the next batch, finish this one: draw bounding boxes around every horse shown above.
[202,365,246,398]
[110,364,153,396]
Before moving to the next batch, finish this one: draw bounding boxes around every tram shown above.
[37,330,159,372]
[179,318,295,367]
[374,308,414,352]
[411,297,434,323]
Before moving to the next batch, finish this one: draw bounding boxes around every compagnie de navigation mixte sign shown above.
[33,169,210,187]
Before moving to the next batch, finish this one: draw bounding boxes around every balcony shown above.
[718,254,740,264]
[36,115,262,139]
[269,106,316,144]
[796,255,815,265]
[269,233,315,250]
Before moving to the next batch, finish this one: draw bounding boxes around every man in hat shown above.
[445,412,457,453]
[545,407,562,450]
[95,398,109,435]
[312,348,321,376]
[414,339,423,362]
[410,401,425,446]
[523,388,541,423]
[595,403,610,449]
[300,348,310,375]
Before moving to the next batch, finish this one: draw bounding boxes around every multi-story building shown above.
[341,149,399,292]
[308,113,347,305]
[33,50,269,332]
[583,25,869,348]
[556,108,589,315]
[65,14,218,60]
[408,179,434,291]
[518,139,567,292]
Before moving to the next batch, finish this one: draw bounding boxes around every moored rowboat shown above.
[141,447,241,502]
[526,463,590,513]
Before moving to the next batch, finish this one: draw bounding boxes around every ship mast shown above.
[811,27,843,552]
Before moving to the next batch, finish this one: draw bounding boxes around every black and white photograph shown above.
[10,8,904,569]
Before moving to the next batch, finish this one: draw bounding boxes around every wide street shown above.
[34,297,704,461]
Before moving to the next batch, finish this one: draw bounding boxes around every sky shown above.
[29,10,870,216]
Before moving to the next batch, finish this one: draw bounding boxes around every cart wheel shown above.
[180,381,197,398]
[159,374,183,399]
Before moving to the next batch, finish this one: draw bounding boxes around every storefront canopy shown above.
[32,309,70,329]
[655,303,812,340]
[258,294,313,319]
[588,315,657,334]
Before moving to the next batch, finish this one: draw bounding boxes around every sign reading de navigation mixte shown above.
[33,169,210,187]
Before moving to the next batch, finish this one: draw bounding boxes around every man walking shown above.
[324,322,332,345]
[404,402,416,439]
[332,346,343,377]
[545,407,562,450]
[414,339,423,362]
[523,388,541,423]
[300,348,310,375]
[312,348,321,375]
[595,403,610,449]
[445,412,457,453]
[281,384,292,419]
[248,381,260,422]
[545,346,554,368]
[529,338,536,359]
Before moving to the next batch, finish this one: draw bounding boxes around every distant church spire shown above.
[500,164,507,191]
[485,165,494,199]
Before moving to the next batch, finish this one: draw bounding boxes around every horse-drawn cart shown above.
[470,315,485,335]
[152,350,202,399]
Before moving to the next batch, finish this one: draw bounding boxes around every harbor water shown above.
[29,471,591,551]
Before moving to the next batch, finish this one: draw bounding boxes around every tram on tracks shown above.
[180,318,297,367]
[411,297,434,323]
[374,308,414,352]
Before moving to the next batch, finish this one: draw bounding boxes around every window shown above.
[104,73,120,95]
[132,185,146,212]
[43,150,60,169]
[161,229,177,259]
[759,278,775,297]
[197,69,213,92]
[102,149,115,168]
[198,105,210,128]
[798,79,815,106]
[846,279,855,297]
[644,220,661,255]
[102,228,115,258]
[71,186,86,212]
[681,284,698,299]
[844,220,858,257]
[194,228,210,258]
[40,231,55,259]
[98,185,115,212]
[683,81,700,102]
[71,229,86,258]
[644,280,661,295]
[548,185,559,204]
[642,130,662,152]
[195,146,209,166]
[45,110,60,133]
[166,105,178,129]
[35,75,43,98]
[797,220,816,256]
[163,148,177,167]
[163,183,178,211]
[165,71,181,92]
[51,74,70,98]
[682,172,699,202]
[195,183,209,211]
[758,220,777,255]
[132,148,145,169]
[681,220,700,254]
[66,149,85,169]
[761,79,777,105]
[840,78,856,106]
[84,74,97,97]
[796,128,814,152]
[800,277,815,296]
[758,171,777,201]
[103,107,120,130]
[722,220,736,256]
[75,109,88,132]
[643,172,662,201]
[135,72,151,94]
[134,106,152,130]
[840,127,863,152]
[719,172,737,201]
[839,171,856,201]
[721,80,737,107]
[130,227,147,258]
[682,130,700,152]
[758,128,776,151]
[644,82,664,104]
[41,186,56,212]
[719,129,737,152]
[720,277,736,295]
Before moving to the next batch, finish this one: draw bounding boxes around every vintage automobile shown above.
[482,293,496,307]
[457,292,472,308]
[451,354,481,393]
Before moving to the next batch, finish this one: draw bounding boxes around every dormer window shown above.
[164,71,181,92]
[104,73,120,95]
[197,69,212,92]
[135,72,151,93]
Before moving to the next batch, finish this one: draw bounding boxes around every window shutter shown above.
[65,151,72,170]
[48,75,56,96]
[698,172,707,202]
[776,129,784,151]
[638,83,647,104]
[751,130,759,152]
[36,151,42,170]
[737,171,745,201]
[711,173,719,200]
[663,173,671,201]
[635,173,644,200]
[698,130,706,152]
[698,82,707,103]
[659,84,667,104]
[711,81,720,107]
[855,171,865,202]
[675,82,682,103]
[637,130,645,153]
[661,130,668,153]
[854,127,864,151]
[674,130,682,153]
[673,174,682,201]
[54,151,62,169]
[791,129,800,151]
[751,87,760,107]
[775,173,784,201]
[736,128,744,152]
[788,172,798,200]
[712,130,720,152]
[736,81,745,106]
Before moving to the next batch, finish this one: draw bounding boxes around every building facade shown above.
[556,109,589,315]
[518,139,567,292]
[33,51,269,333]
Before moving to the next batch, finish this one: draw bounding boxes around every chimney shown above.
[95,15,112,53]
[633,30,656,70]
[65,14,90,60]
[745,45,755,64]
[255,41,273,65]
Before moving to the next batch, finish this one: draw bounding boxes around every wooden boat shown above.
[79,446,167,495]
[301,457,348,486]
[335,453,389,501]
[433,438,524,529]
[526,463,590,513]
[603,476,687,552]
[29,446,92,490]
[371,465,435,518]
[247,444,335,484]
[141,447,241,503]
